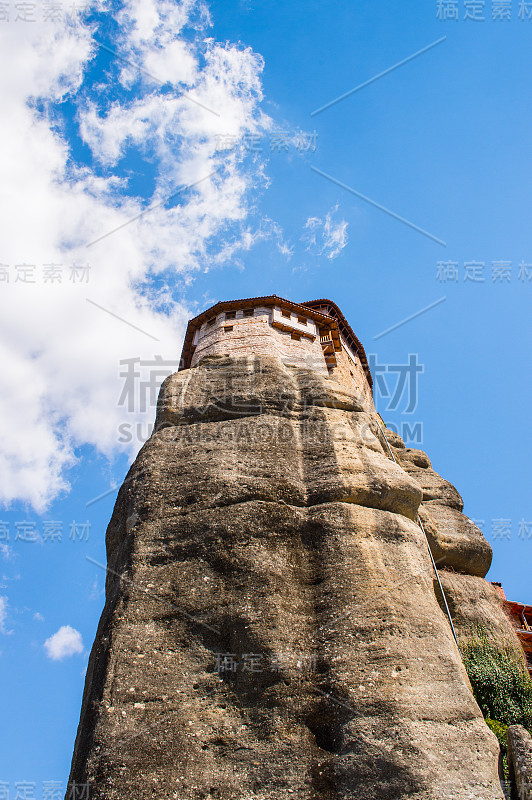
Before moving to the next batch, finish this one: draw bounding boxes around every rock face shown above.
[389,442,493,578]
[507,725,532,800]
[67,355,506,800]
[385,439,525,660]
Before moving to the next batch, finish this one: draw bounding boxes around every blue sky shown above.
[1,0,531,792]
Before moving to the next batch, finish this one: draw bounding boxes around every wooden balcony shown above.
[319,331,337,366]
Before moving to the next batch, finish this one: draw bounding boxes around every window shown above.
[243,309,253,317]
[225,311,236,320]
[206,317,216,327]
[291,332,301,341]
[281,310,291,319]
[297,316,307,326]
[224,325,233,333]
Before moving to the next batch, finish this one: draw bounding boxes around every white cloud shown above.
[44,625,84,660]
[0,1,272,510]
[302,204,348,260]
[34,612,45,622]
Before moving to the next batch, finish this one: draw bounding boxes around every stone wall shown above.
[191,306,328,375]
[329,342,374,406]
[189,305,375,408]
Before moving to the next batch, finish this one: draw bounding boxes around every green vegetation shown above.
[485,718,509,779]
[485,717,510,747]
[460,629,532,783]
[461,629,532,729]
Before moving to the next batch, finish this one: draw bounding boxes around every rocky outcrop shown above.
[386,435,527,680]
[418,503,492,578]
[388,441,493,578]
[67,355,504,800]
[437,571,520,646]
[508,725,532,800]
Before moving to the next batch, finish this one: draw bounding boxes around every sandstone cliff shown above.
[67,354,515,800]
[385,432,526,661]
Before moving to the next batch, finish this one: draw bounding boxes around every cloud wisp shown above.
[0,596,10,635]
[301,205,348,260]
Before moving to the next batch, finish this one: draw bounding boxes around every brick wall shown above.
[191,307,327,373]
[329,341,375,406]
[190,305,373,405]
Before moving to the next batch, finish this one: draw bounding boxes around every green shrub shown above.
[485,718,509,779]
[461,629,532,731]
[485,717,509,749]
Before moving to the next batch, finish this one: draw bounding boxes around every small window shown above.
[243,309,253,317]
[206,317,216,327]
[224,325,233,332]
[291,332,301,341]
[297,316,307,326]
[225,311,236,320]
[281,310,291,319]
